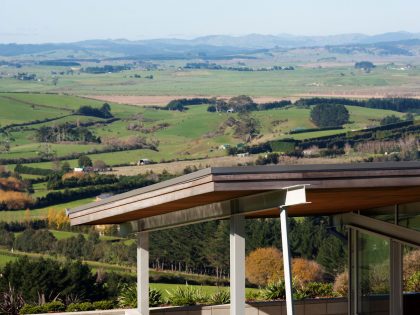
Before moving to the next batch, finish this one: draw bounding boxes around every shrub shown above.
[0,285,24,315]
[118,284,136,308]
[148,288,163,307]
[260,281,286,300]
[333,271,348,296]
[292,258,324,284]
[66,302,94,312]
[19,304,46,314]
[369,263,389,294]
[298,282,334,298]
[405,271,420,292]
[245,290,260,302]
[92,300,115,310]
[166,285,208,306]
[245,247,283,286]
[403,249,420,281]
[44,301,66,312]
[380,115,402,126]
[118,284,163,308]
[209,289,230,305]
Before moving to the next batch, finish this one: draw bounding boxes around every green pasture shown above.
[1,65,420,97]
[0,198,94,222]
[0,92,407,170]
[48,230,121,241]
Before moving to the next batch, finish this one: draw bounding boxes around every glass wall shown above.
[351,201,420,315]
[357,233,390,315]
[398,202,420,232]
[403,245,420,315]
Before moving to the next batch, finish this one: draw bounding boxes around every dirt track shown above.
[107,155,363,176]
[108,156,258,176]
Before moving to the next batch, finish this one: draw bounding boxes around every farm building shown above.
[69,162,420,315]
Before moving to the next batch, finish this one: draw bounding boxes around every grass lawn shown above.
[150,283,258,298]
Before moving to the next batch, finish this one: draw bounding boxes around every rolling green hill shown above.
[0,93,406,169]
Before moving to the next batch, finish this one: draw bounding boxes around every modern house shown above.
[68,162,420,315]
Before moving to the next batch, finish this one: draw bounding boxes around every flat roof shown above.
[69,162,420,225]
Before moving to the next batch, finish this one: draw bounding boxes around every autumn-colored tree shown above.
[245,247,283,286]
[0,177,26,191]
[0,190,32,210]
[47,208,69,229]
[292,258,324,284]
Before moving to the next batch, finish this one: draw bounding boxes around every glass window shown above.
[398,202,420,232]
[360,205,395,224]
[358,232,390,315]
[403,245,420,315]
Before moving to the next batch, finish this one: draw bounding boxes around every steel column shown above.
[230,213,245,315]
[138,232,149,315]
[280,206,294,315]
[349,228,358,315]
[390,240,403,315]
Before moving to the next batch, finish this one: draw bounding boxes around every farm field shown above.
[0,198,94,222]
[0,92,406,169]
[1,65,420,98]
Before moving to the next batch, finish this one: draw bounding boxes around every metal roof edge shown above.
[69,167,213,214]
[69,161,420,215]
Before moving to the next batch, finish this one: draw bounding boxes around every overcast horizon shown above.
[2,0,420,44]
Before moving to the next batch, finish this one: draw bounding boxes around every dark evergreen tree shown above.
[78,155,92,167]
[316,236,347,276]
[310,104,350,128]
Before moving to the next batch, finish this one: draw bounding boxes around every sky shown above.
[1,0,420,43]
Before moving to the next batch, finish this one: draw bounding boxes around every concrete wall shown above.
[38,298,348,315]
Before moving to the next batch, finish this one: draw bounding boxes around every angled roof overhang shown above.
[68,162,420,226]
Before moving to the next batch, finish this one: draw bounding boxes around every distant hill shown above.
[1,31,420,57]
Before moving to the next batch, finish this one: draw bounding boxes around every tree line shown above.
[153,95,420,113]
[295,97,420,113]
[2,216,346,279]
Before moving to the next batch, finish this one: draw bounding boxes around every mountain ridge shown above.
[2,31,420,57]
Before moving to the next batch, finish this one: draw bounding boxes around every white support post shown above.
[137,232,149,315]
[280,206,295,315]
[230,214,245,315]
